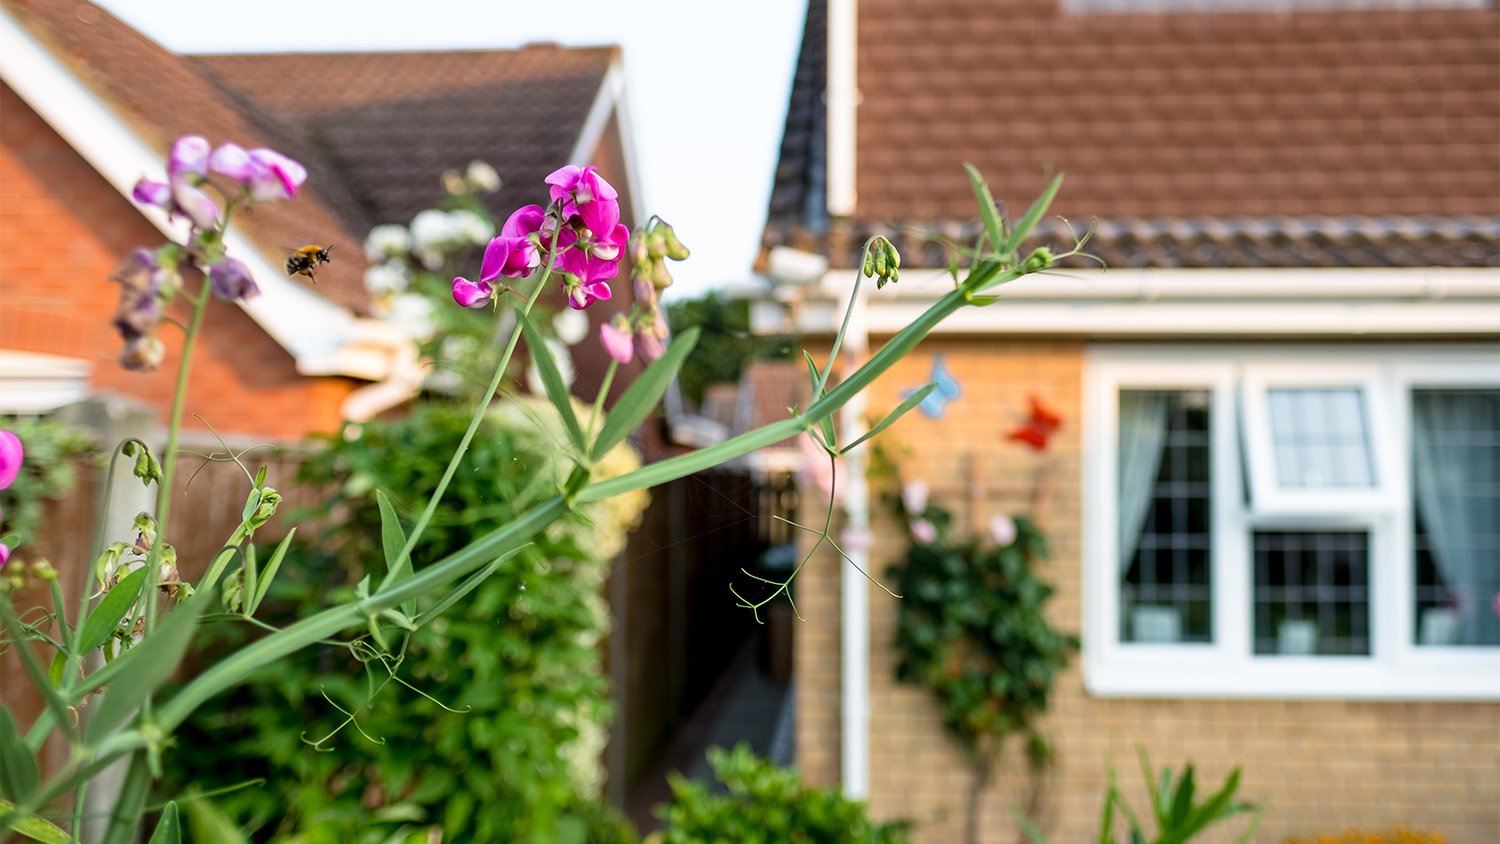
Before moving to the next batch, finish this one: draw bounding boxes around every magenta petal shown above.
[582,168,619,203]
[0,543,9,569]
[452,276,494,308]
[168,135,210,178]
[502,204,547,239]
[600,322,634,364]
[583,280,612,303]
[479,237,514,282]
[131,178,171,207]
[579,197,621,241]
[209,143,255,180]
[0,429,23,490]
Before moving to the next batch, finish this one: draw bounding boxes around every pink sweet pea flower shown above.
[546,165,619,217]
[452,276,494,308]
[562,277,612,310]
[171,180,220,230]
[0,543,10,569]
[600,318,634,364]
[635,329,665,363]
[478,205,547,282]
[0,429,22,490]
[132,179,171,207]
[168,135,211,180]
[910,519,937,544]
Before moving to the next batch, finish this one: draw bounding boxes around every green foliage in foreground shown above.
[166,400,647,843]
[651,745,911,844]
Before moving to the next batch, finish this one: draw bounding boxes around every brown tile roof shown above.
[761,0,1500,270]
[3,0,371,311]
[191,46,617,229]
[6,0,619,313]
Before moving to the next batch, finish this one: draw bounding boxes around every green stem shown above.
[587,358,619,439]
[141,273,215,635]
[384,240,559,585]
[98,752,150,844]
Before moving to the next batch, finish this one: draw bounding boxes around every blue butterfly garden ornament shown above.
[903,353,961,419]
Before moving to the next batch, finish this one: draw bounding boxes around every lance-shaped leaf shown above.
[520,316,586,453]
[839,383,936,455]
[1002,173,1064,257]
[85,586,213,743]
[0,800,69,844]
[374,491,416,617]
[802,351,835,447]
[964,163,1006,257]
[414,546,526,628]
[247,528,296,616]
[0,711,38,803]
[75,566,147,656]
[590,327,699,461]
[147,802,181,844]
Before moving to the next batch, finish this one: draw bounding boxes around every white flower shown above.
[440,334,479,363]
[363,261,409,296]
[552,308,589,345]
[389,293,437,341]
[527,338,575,394]
[450,209,494,245]
[364,224,411,261]
[901,480,929,515]
[989,514,1017,547]
[466,160,502,193]
[409,209,457,251]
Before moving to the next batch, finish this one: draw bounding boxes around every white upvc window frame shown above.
[1083,344,1500,701]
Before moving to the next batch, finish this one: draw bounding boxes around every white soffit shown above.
[0,349,92,414]
[0,7,399,380]
[775,267,1500,336]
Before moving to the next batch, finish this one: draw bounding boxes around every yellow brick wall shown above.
[794,337,1500,843]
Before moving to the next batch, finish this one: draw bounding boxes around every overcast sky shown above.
[96,0,808,298]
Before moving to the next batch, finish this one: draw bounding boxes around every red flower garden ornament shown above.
[1006,393,1063,451]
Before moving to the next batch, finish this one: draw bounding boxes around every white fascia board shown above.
[0,349,92,413]
[0,7,402,381]
[567,58,647,227]
[772,267,1500,337]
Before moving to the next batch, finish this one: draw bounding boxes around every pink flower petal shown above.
[171,181,219,230]
[0,430,23,490]
[479,237,514,282]
[131,178,171,208]
[209,143,255,181]
[0,543,10,569]
[911,519,937,544]
[451,276,494,308]
[168,135,210,179]
[600,321,634,364]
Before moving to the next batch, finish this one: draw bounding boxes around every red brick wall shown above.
[1,83,353,440]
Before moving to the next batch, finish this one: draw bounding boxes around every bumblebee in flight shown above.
[285,244,333,282]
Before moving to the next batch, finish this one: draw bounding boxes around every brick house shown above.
[1,0,642,438]
[755,1,1499,840]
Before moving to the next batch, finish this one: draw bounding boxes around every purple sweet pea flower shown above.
[208,257,259,301]
[210,143,308,201]
[600,318,634,364]
[168,135,211,180]
[132,179,172,207]
[451,276,494,309]
[0,429,23,490]
[171,180,220,230]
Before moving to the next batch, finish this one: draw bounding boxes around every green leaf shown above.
[802,350,835,446]
[414,547,525,628]
[247,528,296,615]
[1002,173,1064,257]
[0,602,76,742]
[520,316,586,452]
[375,491,416,618]
[1012,805,1048,844]
[1180,767,1244,839]
[147,802,181,844]
[184,793,248,844]
[840,383,934,455]
[76,567,148,655]
[964,163,1006,256]
[85,586,213,744]
[0,710,39,803]
[591,327,700,461]
[0,800,69,844]
[1168,764,1196,833]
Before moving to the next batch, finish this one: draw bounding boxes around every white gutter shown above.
[760,267,1500,337]
[0,6,413,384]
[826,0,858,216]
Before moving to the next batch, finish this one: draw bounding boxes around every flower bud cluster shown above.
[117,135,307,371]
[861,236,902,289]
[600,219,690,366]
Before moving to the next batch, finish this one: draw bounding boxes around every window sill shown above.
[1084,652,1500,701]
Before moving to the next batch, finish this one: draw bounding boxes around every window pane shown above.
[1267,387,1375,488]
[1412,388,1500,647]
[1253,531,1370,656]
[1120,390,1212,643]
